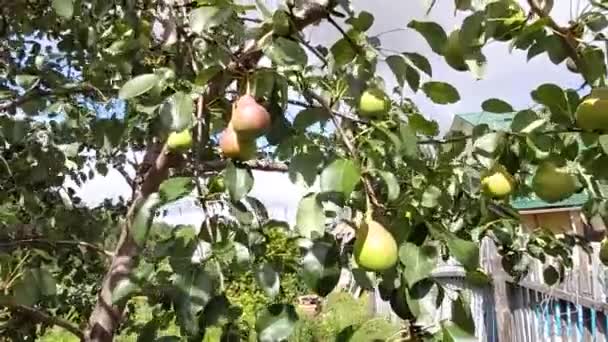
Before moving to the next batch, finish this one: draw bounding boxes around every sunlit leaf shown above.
[320,159,361,198]
[131,193,162,247]
[159,177,194,203]
[446,237,479,270]
[190,6,232,34]
[399,242,438,286]
[119,74,160,99]
[224,162,253,202]
[296,193,326,239]
[264,37,308,66]
[52,0,74,19]
[159,92,194,132]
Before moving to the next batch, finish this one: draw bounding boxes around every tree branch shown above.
[0,239,113,257]
[0,83,108,113]
[526,0,582,67]
[1,301,83,340]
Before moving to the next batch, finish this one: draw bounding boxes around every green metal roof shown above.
[453,112,589,210]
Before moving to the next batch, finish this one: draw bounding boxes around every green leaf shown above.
[264,37,308,66]
[580,46,606,85]
[531,83,570,123]
[189,6,231,34]
[255,263,280,298]
[421,185,442,208]
[408,112,439,136]
[451,292,475,334]
[320,159,361,199]
[293,107,329,130]
[224,162,253,202]
[399,123,420,157]
[159,92,194,132]
[288,150,323,187]
[12,268,56,305]
[405,64,421,92]
[131,193,162,247]
[301,239,341,297]
[112,277,140,304]
[173,268,216,335]
[542,35,568,65]
[399,242,438,286]
[403,52,432,76]
[13,272,39,306]
[378,171,400,202]
[422,82,460,104]
[386,55,408,88]
[446,237,479,270]
[331,38,357,67]
[511,110,545,133]
[34,268,56,296]
[255,304,299,342]
[52,0,74,19]
[159,177,194,203]
[119,74,160,99]
[442,320,477,342]
[347,11,374,31]
[296,193,326,239]
[195,65,222,86]
[481,98,514,113]
[582,12,608,32]
[407,20,448,55]
[15,75,39,89]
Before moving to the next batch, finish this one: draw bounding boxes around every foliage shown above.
[1,0,608,341]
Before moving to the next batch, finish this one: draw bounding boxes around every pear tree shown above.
[1,0,608,341]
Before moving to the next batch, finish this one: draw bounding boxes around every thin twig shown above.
[296,36,328,67]
[0,239,114,257]
[287,99,368,124]
[1,300,84,339]
[526,0,582,67]
[303,89,385,209]
[326,15,363,55]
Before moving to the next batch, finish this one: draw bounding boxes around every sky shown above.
[73,0,593,225]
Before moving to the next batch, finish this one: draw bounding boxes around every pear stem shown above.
[364,193,373,222]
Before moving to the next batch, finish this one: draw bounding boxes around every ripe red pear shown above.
[231,94,271,139]
[219,124,256,161]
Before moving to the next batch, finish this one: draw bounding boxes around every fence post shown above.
[489,240,513,342]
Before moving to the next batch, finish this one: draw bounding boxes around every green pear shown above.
[167,129,193,151]
[354,219,398,272]
[575,97,608,131]
[358,88,389,118]
[532,161,577,203]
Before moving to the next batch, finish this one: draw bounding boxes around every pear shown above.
[575,97,608,131]
[231,94,271,139]
[167,129,193,151]
[219,124,256,161]
[354,219,398,272]
[590,87,608,100]
[532,161,577,203]
[481,168,514,198]
[358,88,389,118]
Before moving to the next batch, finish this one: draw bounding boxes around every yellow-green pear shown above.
[167,129,193,151]
[575,97,608,131]
[358,88,389,118]
[354,219,398,272]
[532,161,577,203]
[481,169,514,198]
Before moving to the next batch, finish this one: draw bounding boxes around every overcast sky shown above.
[74,0,593,224]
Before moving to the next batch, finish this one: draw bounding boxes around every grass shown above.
[39,291,400,341]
